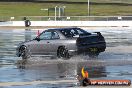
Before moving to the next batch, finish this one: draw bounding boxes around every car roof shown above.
[47,27,80,31]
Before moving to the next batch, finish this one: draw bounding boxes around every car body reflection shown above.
[17,59,107,81]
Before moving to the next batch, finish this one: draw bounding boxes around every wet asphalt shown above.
[0,27,132,88]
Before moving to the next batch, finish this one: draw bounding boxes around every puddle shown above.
[0,28,132,87]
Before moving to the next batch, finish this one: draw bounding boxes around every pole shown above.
[55,6,57,21]
[48,9,49,20]
[48,9,49,17]
[63,6,66,16]
[88,0,90,16]
[59,7,61,18]
[63,7,65,16]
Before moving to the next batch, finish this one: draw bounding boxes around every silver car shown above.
[16,27,106,59]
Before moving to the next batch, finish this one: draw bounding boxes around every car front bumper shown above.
[16,46,21,57]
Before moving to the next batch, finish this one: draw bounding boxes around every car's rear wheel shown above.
[19,45,31,59]
[57,46,70,60]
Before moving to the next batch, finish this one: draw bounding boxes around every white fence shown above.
[1,16,132,27]
[5,21,132,27]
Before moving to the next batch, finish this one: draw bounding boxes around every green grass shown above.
[0,1,132,21]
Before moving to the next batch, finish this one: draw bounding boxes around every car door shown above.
[37,31,52,55]
[47,31,60,55]
[30,31,60,56]
[27,31,50,55]
[39,31,60,56]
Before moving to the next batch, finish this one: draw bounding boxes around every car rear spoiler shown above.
[79,32,102,37]
[94,32,102,36]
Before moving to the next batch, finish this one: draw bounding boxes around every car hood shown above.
[17,39,34,46]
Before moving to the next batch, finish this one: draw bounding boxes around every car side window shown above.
[51,32,60,39]
[76,29,84,34]
[39,31,52,40]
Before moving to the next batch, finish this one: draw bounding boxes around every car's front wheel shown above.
[19,45,31,59]
[57,46,70,60]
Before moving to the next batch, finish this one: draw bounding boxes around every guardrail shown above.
[1,16,132,21]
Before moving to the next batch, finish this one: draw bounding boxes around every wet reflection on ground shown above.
[0,28,132,87]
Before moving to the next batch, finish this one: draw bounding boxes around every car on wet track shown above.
[16,27,106,59]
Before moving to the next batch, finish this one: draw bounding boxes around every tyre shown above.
[57,46,70,60]
[19,45,31,59]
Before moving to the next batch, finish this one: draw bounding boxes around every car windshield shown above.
[60,28,90,38]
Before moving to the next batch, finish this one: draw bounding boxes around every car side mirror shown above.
[35,37,40,41]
